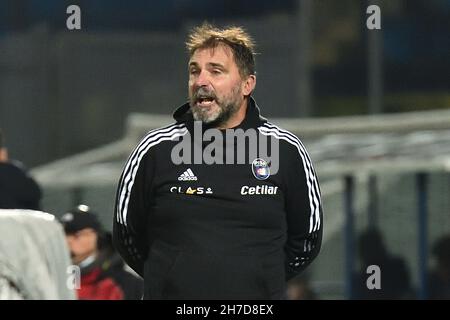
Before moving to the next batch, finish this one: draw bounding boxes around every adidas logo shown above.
[178,168,198,181]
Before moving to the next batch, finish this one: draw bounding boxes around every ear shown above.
[0,148,8,162]
[242,74,256,96]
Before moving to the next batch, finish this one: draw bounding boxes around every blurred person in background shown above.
[428,234,450,299]
[352,227,413,299]
[97,231,144,300]
[0,130,73,299]
[0,128,41,210]
[60,204,123,300]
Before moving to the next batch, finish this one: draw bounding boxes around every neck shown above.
[74,252,96,266]
[217,97,248,129]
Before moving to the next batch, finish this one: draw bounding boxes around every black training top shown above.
[113,97,323,299]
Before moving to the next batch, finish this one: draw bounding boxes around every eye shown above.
[212,69,222,75]
[189,68,199,75]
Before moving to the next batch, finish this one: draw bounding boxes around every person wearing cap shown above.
[60,205,123,300]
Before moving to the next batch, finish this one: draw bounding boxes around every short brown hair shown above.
[186,23,256,78]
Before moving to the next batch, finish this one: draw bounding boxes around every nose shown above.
[194,70,211,88]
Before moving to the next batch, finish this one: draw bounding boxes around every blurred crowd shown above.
[0,129,143,300]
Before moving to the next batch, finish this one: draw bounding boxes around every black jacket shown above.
[113,98,323,299]
[100,253,144,300]
[0,161,41,210]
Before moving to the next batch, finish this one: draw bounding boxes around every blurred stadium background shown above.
[1,0,449,299]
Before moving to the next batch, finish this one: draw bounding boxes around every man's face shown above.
[65,228,98,264]
[188,44,245,126]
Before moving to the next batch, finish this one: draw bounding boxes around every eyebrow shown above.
[188,62,226,69]
[208,62,225,69]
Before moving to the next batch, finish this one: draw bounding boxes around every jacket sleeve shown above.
[113,146,155,278]
[284,140,323,281]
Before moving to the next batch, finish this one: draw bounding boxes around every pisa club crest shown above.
[252,158,270,180]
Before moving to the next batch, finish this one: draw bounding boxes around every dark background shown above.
[0,0,449,167]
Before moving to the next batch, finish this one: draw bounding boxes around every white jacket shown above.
[0,209,76,300]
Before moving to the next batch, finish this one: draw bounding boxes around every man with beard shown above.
[113,23,323,300]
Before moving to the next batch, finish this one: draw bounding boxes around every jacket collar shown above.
[172,96,267,132]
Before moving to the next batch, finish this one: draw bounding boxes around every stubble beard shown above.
[190,84,243,128]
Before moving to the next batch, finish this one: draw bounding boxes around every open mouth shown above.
[196,96,216,108]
